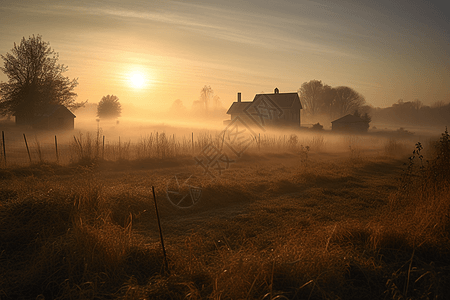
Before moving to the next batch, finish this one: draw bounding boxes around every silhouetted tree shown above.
[170,99,187,116]
[332,86,366,117]
[200,85,213,112]
[412,99,423,111]
[97,95,121,119]
[320,84,337,116]
[298,80,324,117]
[0,35,80,119]
[362,112,371,123]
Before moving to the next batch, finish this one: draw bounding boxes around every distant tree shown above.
[298,80,325,117]
[332,86,366,117]
[200,85,213,112]
[212,95,223,110]
[170,99,187,115]
[0,35,81,119]
[97,95,121,119]
[362,112,372,123]
[193,85,225,117]
[412,99,423,111]
[431,100,447,108]
[320,84,337,116]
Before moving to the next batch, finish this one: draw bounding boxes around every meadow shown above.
[0,121,449,299]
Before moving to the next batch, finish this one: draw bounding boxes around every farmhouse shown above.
[331,114,369,132]
[14,104,76,130]
[225,88,302,129]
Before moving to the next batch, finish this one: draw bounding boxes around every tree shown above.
[169,99,187,116]
[298,80,324,117]
[0,35,80,119]
[200,85,213,112]
[97,95,121,119]
[332,86,366,117]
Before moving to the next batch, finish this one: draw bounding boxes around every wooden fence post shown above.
[152,186,170,274]
[23,133,32,164]
[55,135,59,163]
[2,131,6,166]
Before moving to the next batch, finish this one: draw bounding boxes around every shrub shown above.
[311,122,324,130]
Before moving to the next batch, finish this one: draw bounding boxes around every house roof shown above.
[14,104,76,118]
[253,92,302,109]
[331,114,365,124]
[36,104,76,118]
[226,101,252,114]
[226,92,302,115]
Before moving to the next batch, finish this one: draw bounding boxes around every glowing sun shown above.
[129,72,146,89]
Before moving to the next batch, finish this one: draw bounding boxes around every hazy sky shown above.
[0,0,448,112]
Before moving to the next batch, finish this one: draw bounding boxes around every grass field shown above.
[0,124,449,299]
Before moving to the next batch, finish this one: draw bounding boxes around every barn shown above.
[225,88,302,129]
[331,114,369,132]
[14,104,76,130]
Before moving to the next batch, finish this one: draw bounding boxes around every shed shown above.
[14,104,76,130]
[331,114,369,132]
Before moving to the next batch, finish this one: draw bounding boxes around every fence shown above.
[0,129,330,167]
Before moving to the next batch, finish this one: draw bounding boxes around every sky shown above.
[0,0,449,113]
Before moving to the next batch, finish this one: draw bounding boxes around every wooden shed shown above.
[331,114,369,132]
[15,104,76,130]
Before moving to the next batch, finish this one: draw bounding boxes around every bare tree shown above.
[412,99,423,111]
[0,35,81,119]
[200,85,213,112]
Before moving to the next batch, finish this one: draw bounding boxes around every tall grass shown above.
[1,129,449,299]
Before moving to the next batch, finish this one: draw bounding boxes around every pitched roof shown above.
[253,92,302,109]
[226,101,252,114]
[331,114,366,123]
[13,104,76,118]
[226,92,302,115]
[36,104,76,118]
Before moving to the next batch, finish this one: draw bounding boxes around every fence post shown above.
[2,131,6,167]
[102,135,105,159]
[152,186,170,274]
[23,133,32,164]
[55,135,59,163]
[192,132,194,154]
[118,136,121,160]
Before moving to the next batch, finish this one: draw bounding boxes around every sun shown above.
[129,72,146,89]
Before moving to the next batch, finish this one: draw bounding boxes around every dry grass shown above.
[0,128,449,299]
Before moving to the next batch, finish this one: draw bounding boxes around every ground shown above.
[1,126,449,299]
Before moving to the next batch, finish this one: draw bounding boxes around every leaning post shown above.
[55,135,59,163]
[23,133,32,164]
[2,131,6,166]
[152,186,170,274]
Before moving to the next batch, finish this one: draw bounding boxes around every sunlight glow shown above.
[129,71,146,89]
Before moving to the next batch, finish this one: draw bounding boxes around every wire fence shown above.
[0,128,321,168]
[0,127,390,168]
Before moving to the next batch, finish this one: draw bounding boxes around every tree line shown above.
[298,80,370,124]
[372,99,450,128]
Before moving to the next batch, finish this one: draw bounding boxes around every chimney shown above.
[274,87,279,94]
[237,92,241,103]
